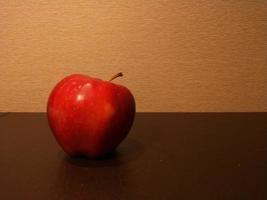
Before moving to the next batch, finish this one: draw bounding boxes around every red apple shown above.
[47,72,135,158]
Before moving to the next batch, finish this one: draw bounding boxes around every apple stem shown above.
[109,72,123,82]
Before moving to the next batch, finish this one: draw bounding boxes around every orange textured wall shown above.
[0,0,266,112]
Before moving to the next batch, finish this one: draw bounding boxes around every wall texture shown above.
[0,0,266,112]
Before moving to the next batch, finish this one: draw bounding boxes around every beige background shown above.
[0,0,266,112]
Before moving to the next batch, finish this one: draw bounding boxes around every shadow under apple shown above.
[49,137,145,199]
[62,137,145,168]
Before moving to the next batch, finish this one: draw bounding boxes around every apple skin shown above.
[47,74,135,158]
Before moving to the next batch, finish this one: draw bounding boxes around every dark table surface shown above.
[0,112,266,200]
